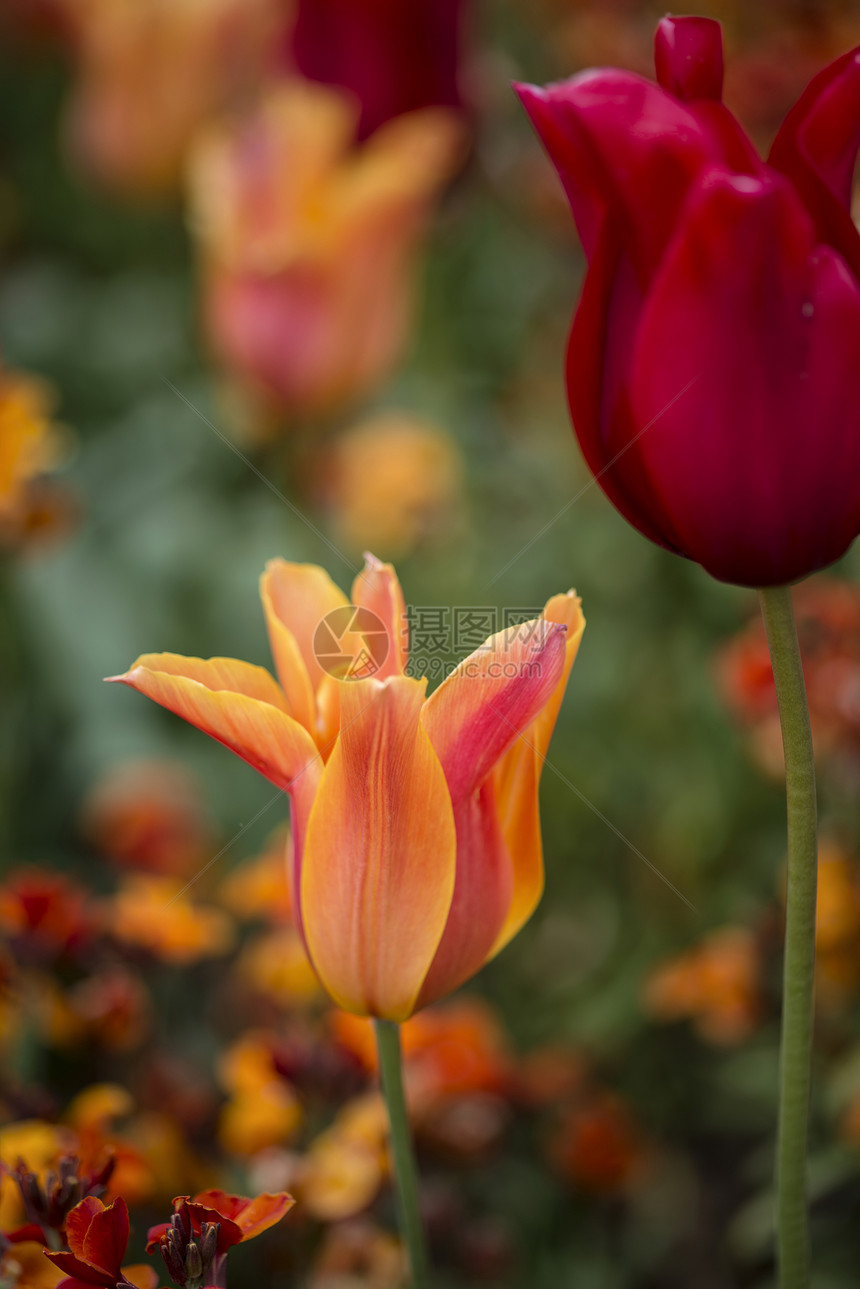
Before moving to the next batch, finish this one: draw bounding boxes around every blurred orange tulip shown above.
[188,83,465,423]
[110,553,584,1020]
[59,0,280,196]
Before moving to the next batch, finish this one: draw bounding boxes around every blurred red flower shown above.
[717,578,860,773]
[553,1094,644,1195]
[284,0,466,139]
[0,868,91,965]
[80,760,214,877]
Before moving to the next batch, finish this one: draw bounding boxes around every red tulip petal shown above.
[769,48,860,279]
[564,214,681,551]
[654,16,724,102]
[515,74,715,278]
[351,552,409,678]
[421,618,568,803]
[190,1190,295,1240]
[301,676,457,1019]
[630,171,860,586]
[415,776,513,1008]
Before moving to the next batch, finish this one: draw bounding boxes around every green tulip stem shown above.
[759,585,818,1289]
[374,1019,429,1289]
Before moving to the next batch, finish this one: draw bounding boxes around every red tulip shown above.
[286,0,465,139]
[517,17,860,587]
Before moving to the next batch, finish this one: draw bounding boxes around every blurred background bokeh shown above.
[4,2,860,1285]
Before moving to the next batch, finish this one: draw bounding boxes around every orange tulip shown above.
[109,555,584,1020]
[188,83,465,423]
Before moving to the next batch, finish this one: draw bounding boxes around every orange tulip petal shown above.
[111,653,290,710]
[107,655,322,832]
[191,1189,295,1240]
[416,776,514,1009]
[260,559,350,706]
[351,552,409,678]
[421,619,568,801]
[260,565,318,735]
[491,592,585,953]
[301,676,456,1019]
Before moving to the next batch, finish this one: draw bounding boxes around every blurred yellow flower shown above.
[59,0,280,196]
[237,928,322,1007]
[309,1220,405,1289]
[0,1239,65,1288]
[64,1084,200,1205]
[0,1120,69,1232]
[299,1094,389,1222]
[317,411,466,557]
[218,1033,302,1157]
[813,842,860,1003]
[189,82,465,423]
[218,825,293,925]
[0,367,66,545]
[100,875,234,964]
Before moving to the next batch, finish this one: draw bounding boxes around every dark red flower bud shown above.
[11,1153,115,1243]
[517,19,860,587]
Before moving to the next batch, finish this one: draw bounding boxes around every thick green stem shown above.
[374,1019,429,1289]
[759,585,818,1289]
